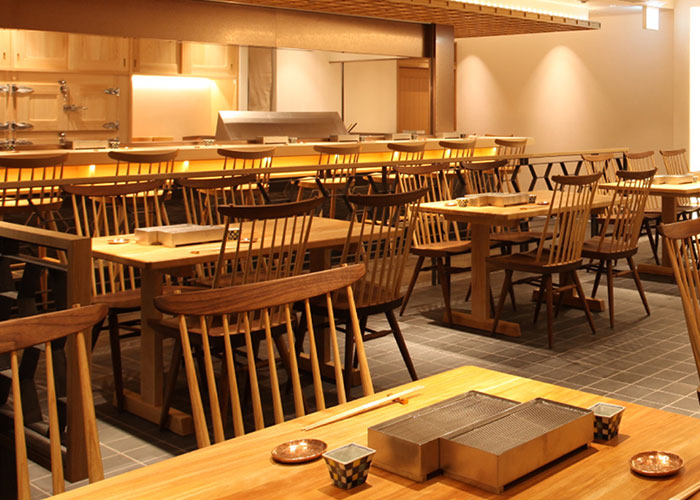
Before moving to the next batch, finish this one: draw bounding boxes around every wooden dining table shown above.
[55,365,700,499]
[600,180,700,277]
[420,190,612,337]
[91,216,358,435]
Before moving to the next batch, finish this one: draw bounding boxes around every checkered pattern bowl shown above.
[323,443,376,489]
[589,402,625,441]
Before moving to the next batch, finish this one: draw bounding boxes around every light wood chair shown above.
[395,164,470,321]
[0,154,67,228]
[495,138,527,192]
[217,147,275,204]
[63,179,172,410]
[108,150,177,178]
[660,148,700,219]
[0,304,107,498]
[490,172,602,348]
[581,169,654,327]
[297,143,361,218]
[581,152,619,183]
[625,151,662,265]
[177,174,260,226]
[440,138,476,196]
[367,141,426,193]
[308,189,426,391]
[658,217,700,402]
[153,265,373,447]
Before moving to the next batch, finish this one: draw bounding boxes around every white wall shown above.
[456,11,674,153]
[274,49,342,113]
[344,60,397,133]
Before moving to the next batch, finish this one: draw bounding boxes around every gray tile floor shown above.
[29,243,700,497]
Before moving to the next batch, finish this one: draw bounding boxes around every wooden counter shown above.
[55,365,700,499]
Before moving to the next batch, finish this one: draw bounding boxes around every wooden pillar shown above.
[426,24,456,134]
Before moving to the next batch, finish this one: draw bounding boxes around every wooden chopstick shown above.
[302,386,423,431]
[669,481,700,500]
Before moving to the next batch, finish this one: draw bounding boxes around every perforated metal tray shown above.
[368,391,518,482]
[440,398,593,493]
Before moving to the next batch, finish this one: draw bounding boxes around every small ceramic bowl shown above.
[589,402,625,441]
[322,443,376,489]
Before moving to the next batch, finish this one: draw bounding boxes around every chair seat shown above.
[581,236,637,260]
[487,249,582,274]
[92,285,201,310]
[412,240,471,257]
[490,231,544,245]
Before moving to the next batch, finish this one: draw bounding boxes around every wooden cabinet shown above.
[0,30,11,70]
[12,30,68,71]
[134,39,180,75]
[68,34,129,73]
[63,75,120,131]
[13,81,65,132]
[182,42,237,77]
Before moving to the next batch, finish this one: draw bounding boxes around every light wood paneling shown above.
[0,29,10,69]
[134,38,180,75]
[63,75,121,131]
[397,61,431,134]
[68,34,129,73]
[13,81,64,131]
[12,29,68,71]
[182,42,237,77]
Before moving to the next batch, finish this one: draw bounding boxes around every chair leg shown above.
[591,262,603,298]
[554,273,568,318]
[572,270,596,335]
[385,310,418,381]
[606,260,615,328]
[400,255,424,316]
[492,270,512,335]
[91,319,104,350]
[533,277,546,324]
[628,256,651,316]
[159,339,183,429]
[643,218,661,266]
[436,257,452,324]
[343,323,355,398]
[545,274,554,348]
[465,281,471,302]
[107,311,125,412]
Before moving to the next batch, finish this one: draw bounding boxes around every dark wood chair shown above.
[63,179,173,410]
[0,304,107,498]
[490,172,602,348]
[153,265,373,447]
[297,143,361,218]
[582,169,654,327]
[658,217,700,403]
[395,164,470,322]
[625,151,662,265]
[217,147,275,203]
[0,154,67,229]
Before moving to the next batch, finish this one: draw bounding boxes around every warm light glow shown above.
[691,8,700,171]
[183,160,190,170]
[643,6,660,31]
[132,75,213,91]
[89,164,96,175]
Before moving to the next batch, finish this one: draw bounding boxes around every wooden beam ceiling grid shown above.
[225,0,600,37]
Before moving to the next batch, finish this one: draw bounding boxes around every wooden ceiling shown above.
[224,0,600,38]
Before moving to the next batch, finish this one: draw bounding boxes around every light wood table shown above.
[601,180,700,277]
[91,217,356,435]
[55,365,700,499]
[420,191,611,337]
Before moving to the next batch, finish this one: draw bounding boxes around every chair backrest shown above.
[217,147,275,191]
[439,139,476,162]
[581,152,618,183]
[212,197,323,289]
[314,143,361,182]
[595,169,655,254]
[63,180,168,295]
[177,174,259,226]
[461,159,509,195]
[0,154,66,210]
[625,151,661,212]
[659,218,700,383]
[108,150,177,177]
[536,172,602,266]
[0,304,107,498]
[495,138,527,192]
[153,265,373,447]
[340,189,425,308]
[660,148,689,175]
[388,141,426,163]
[395,164,461,246]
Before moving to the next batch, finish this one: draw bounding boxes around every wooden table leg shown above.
[530,272,605,312]
[120,268,193,436]
[637,195,676,277]
[448,223,521,337]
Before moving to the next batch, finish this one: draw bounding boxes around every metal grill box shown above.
[367,392,518,482]
[439,398,593,493]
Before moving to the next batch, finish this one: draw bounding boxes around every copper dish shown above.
[271,439,327,464]
[630,451,683,477]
